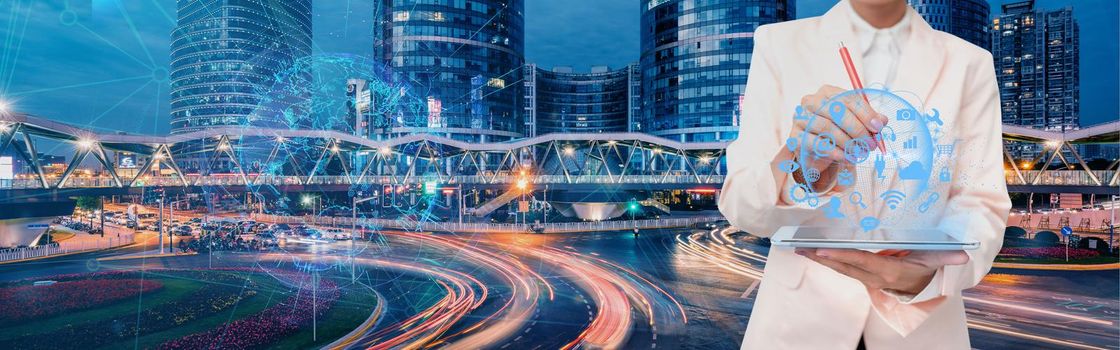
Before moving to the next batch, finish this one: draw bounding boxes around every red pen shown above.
[838,42,886,152]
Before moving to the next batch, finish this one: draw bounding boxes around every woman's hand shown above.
[796,248,970,296]
[778,85,888,196]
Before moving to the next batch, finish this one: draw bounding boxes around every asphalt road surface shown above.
[1,227,1116,349]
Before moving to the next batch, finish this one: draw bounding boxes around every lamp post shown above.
[515,176,529,227]
[351,194,378,283]
[302,194,321,214]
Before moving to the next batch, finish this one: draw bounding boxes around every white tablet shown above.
[771,226,979,250]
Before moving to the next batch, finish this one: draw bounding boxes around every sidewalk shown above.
[0,225,139,264]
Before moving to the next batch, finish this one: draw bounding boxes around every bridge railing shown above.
[4,171,1113,189]
[1,174,727,189]
[251,213,723,234]
[1006,170,1115,186]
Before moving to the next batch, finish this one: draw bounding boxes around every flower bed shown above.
[1000,247,1101,260]
[6,270,258,350]
[159,276,340,349]
[0,278,163,325]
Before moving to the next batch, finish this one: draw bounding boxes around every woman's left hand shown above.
[795,248,970,296]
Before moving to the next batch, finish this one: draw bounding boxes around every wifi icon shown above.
[880,190,906,210]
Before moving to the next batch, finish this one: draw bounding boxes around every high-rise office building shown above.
[992,1,1079,159]
[909,0,990,48]
[169,0,313,134]
[375,0,525,142]
[523,65,639,136]
[640,0,795,143]
[992,0,1079,132]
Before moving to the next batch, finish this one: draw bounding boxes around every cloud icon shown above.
[899,161,928,180]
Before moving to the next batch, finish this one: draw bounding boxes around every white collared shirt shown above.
[847,4,912,88]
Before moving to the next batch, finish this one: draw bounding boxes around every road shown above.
[0,226,1116,349]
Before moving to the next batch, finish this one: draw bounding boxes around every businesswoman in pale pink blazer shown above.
[718,0,1011,349]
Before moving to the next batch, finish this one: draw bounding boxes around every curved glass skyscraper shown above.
[528,65,637,135]
[376,0,525,142]
[169,0,313,134]
[909,0,990,48]
[640,0,794,142]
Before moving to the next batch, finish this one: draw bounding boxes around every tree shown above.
[75,196,99,226]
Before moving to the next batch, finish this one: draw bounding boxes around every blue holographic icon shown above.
[859,217,881,232]
[918,192,940,213]
[822,197,845,219]
[849,191,868,209]
[880,190,906,210]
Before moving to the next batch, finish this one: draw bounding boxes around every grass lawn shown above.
[0,271,379,349]
[47,229,75,242]
[0,277,201,340]
[268,277,381,350]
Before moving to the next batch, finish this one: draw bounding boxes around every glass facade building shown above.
[375,0,525,142]
[640,0,795,143]
[170,0,313,134]
[909,0,990,49]
[523,65,638,136]
[991,0,1079,158]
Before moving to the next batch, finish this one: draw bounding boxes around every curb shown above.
[96,251,198,262]
[991,262,1120,271]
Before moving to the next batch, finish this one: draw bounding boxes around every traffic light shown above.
[628,199,639,211]
[423,181,438,195]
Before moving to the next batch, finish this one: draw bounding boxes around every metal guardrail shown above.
[251,213,724,234]
[0,233,134,262]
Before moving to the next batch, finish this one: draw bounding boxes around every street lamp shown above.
[302,195,321,214]
[350,194,379,282]
[628,198,640,236]
[515,176,530,226]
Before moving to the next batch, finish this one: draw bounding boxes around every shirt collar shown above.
[846,3,912,55]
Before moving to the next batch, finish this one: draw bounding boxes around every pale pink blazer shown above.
[718,2,1011,349]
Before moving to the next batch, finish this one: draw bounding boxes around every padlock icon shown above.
[939,167,951,182]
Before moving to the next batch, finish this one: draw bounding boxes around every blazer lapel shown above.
[815,1,864,92]
[892,9,947,109]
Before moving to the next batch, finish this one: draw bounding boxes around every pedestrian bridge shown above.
[0,113,1116,197]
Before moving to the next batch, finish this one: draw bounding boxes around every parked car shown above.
[271,224,292,236]
[174,225,194,236]
[325,228,350,240]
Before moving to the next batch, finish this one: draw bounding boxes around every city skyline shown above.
[0,0,1115,139]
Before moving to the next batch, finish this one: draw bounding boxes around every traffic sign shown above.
[1061,226,1072,236]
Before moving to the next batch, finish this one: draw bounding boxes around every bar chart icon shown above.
[903,136,918,149]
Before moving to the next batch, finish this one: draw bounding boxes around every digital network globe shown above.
[786,88,949,231]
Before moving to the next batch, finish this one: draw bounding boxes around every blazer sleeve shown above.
[935,53,1011,294]
[718,25,822,238]
[866,52,1011,336]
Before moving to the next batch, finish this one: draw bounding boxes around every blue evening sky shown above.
[0,0,1115,137]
